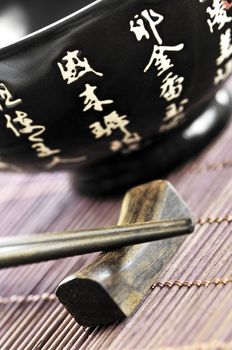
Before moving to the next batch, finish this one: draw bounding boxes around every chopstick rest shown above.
[56,180,195,327]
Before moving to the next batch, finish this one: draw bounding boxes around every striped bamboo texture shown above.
[0,87,232,349]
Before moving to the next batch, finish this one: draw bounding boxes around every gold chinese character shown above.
[160,72,184,101]
[58,50,103,84]
[90,112,131,139]
[207,0,232,33]
[89,122,108,139]
[130,9,164,44]
[164,99,189,122]
[4,114,20,137]
[79,84,113,112]
[32,143,61,158]
[144,44,184,76]
[160,99,189,132]
[104,112,130,135]
[13,111,45,142]
[130,15,150,41]
[90,111,141,153]
[214,58,232,84]
[0,83,22,109]
[217,28,232,65]
[46,155,87,169]
[141,9,163,44]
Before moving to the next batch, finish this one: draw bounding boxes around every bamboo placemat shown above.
[0,88,232,350]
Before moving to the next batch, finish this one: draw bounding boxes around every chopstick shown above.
[0,219,194,268]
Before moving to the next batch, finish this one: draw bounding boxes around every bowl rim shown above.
[0,0,102,56]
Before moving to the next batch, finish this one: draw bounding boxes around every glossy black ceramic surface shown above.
[0,1,231,192]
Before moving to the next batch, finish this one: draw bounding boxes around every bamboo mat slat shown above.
[0,84,232,349]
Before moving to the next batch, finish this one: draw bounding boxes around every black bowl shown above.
[0,0,231,193]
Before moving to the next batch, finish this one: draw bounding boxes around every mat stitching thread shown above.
[1,276,231,306]
[0,292,56,305]
[151,277,232,289]
[197,216,232,225]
